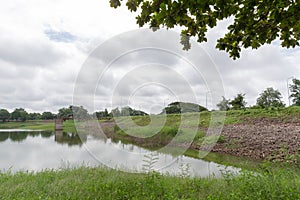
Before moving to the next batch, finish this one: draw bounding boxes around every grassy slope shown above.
[109,107,300,159]
[1,106,300,131]
[0,166,299,200]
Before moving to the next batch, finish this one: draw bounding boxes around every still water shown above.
[0,129,239,177]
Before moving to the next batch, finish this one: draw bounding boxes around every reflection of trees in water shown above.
[0,132,9,142]
[40,131,52,138]
[0,131,87,146]
[28,131,43,138]
[10,132,28,142]
[55,131,87,147]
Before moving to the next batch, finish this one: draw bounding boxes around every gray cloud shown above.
[0,36,64,67]
[0,1,300,114]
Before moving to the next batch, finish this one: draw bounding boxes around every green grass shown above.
[0,120,76,132]
[2,106,300,132]
[0,120,55,130]
[0,165,299,200]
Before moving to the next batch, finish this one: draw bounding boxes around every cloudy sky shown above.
[1,0,300,114]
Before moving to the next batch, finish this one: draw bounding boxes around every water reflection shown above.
[0,130,85,146]
[0,129,240,177]
[54,131,86,147]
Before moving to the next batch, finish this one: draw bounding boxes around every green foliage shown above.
[256,87,285,108]
[27,113,42,120]
[217,96,230,111]
[58,106,73,119]
[163,102,207,114]
[0,166,299,199]
[41,112,54,120]
[72,105,89,121]
[229,93,247,110]
[110,0,300,59]
[0,109,10,122]
[289,78,300,106]
[95,108,110,119]
[11,108,28,122]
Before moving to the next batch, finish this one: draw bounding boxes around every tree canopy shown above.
[229,93,247,110]
[11,108,28,122]
[162,102,207,114]
[256,87,285,108]
[0,109,10,122]
[110,0,300,59]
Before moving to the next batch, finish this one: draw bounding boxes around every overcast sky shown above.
[1,0,300,114]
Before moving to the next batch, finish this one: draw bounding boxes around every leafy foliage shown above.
[162,102,207,114]
[110,0,300,59]
[58,107,73,119]
[229,93,246,110]
[11,108,28,122]
[217,96,230,111]
[41,112,55,120]
[256,87,285,108]
[289,78,300,106]
[0,109,10,122]
[72,105,89,121]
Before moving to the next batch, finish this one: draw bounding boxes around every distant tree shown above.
[111,107,121,117]
[58,107,73,119]
[96,108,112,119]
[27,113,42,120]
[0,109,10,122]
[229,94,247,110]
[41,112,55,120]
[256,87,285,108]
[120,106,134,116]
[289,78,300,106]
[104,108,109,117]
[72,106,89,121]
[162,102,207,114]
[11,108,28,122]
[216,96,230,111]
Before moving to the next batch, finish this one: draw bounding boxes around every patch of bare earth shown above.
[99,118,300,162]
[208,118,300,161]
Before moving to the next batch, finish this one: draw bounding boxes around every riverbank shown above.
[100,107,300,164]
[1,107,299,163]
[0,165,299,199]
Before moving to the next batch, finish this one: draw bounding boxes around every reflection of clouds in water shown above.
[0,131,239,177]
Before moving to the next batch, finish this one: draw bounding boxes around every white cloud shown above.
[0,0,299,113]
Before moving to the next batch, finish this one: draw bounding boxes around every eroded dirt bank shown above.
[207,118,300,162]
[100,118,300,162]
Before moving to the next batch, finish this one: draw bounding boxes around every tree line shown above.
[217,78,300,110]
[1,78,299,122]
[0,105,148,122]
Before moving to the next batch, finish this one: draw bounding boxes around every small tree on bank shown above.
[289,78,300,106]
[229,94,247,110]
[256,87,285,108]
[216,96,230,111]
